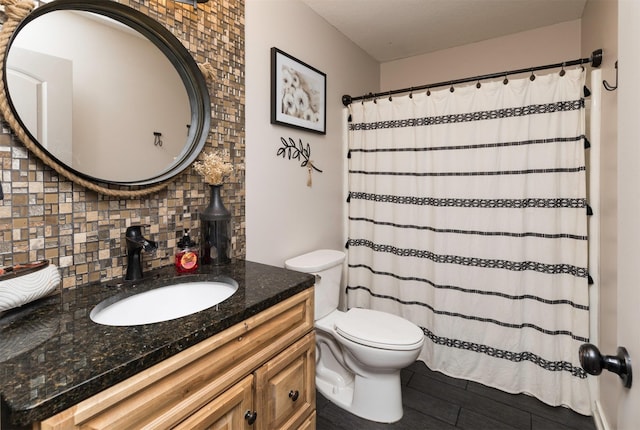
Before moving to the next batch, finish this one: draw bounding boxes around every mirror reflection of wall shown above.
[7,47,73,165]
[7,10,191,182]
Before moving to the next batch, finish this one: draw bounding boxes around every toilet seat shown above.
[334,308,424,351]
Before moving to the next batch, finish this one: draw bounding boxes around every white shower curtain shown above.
[346,68,591,414]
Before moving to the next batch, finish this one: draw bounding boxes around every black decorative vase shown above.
[200,184,231,265]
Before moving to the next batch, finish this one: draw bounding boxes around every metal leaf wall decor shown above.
[277,137,323,186]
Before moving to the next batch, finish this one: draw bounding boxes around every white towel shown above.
[0,264,61,312]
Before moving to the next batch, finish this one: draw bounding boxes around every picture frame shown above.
[271,47,326,135]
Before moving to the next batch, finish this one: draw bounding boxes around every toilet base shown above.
[316,368,404,423]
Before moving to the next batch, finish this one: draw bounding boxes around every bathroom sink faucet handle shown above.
[141,238,158,254]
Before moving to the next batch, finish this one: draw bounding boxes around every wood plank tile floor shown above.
[316,361,597,430]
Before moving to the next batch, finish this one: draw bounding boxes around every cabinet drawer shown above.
[173,374,253,430]
[298,411,316,430]
[39,289,313,430]
[254,332,315,430]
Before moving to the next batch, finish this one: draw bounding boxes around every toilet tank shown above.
[284,249,345,320]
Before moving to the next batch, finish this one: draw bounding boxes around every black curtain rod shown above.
[342,48,603,106]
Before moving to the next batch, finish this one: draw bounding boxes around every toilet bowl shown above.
[285,249,425,423]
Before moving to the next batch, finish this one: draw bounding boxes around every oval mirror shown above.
[0,0,210,196]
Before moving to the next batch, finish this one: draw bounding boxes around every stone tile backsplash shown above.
[0,0,245,289]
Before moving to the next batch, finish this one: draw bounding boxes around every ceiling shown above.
[301,0,587,62]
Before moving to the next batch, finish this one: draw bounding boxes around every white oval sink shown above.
[90,280,238,326]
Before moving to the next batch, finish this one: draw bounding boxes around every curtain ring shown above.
[503,74,509,85]
[476,80,481,89]
[388,90,392,101]
[529,69,536,81]
[409,87,413,99]
[426,87,431,96]
[559,63,566,77]
[449,82,455,93]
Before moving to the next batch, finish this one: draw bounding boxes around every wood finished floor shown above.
[316,361,596,430]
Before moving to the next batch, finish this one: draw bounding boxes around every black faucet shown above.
[125,225,158,281]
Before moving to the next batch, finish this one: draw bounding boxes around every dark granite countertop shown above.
[0,260,314,426]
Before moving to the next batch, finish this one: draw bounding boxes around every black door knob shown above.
[579,343,632,388]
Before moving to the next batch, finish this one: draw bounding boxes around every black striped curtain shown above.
[346,68,591,414]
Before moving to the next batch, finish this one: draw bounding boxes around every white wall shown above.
[615,1,640,428]
[245,0,379,267]
[581,0,619,427]
[380,20,581,91]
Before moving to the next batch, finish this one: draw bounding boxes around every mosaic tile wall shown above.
[0,0,245,289]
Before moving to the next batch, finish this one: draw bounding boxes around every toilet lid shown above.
[284,249,345,273]
[334,308,424,350]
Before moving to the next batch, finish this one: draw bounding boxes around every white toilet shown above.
[285,249,425,423]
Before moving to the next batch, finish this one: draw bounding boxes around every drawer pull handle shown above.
[289,390,299,401]
[245,410,257,425]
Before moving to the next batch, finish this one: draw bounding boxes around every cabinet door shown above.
[298,411,316,430]
[173,374,254,430]
[254,332,315,430]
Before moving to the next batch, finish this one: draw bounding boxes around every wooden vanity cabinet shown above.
[37,288,315,430]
